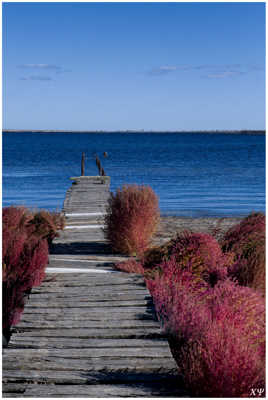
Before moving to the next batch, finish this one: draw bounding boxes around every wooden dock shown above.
[2,176,187,397]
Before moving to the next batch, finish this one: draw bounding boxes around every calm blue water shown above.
[2,132,265,217]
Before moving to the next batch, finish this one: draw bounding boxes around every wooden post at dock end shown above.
[81,152,85,176]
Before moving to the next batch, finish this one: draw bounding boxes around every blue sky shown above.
[2,2,265,131]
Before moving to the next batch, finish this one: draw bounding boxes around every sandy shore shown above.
[153,216,242,246]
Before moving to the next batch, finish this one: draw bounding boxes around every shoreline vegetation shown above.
[3,129,265,134]
[105,186,265,397]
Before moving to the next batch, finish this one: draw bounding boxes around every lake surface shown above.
[2,132,265,217]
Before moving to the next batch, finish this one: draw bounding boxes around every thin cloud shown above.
[148,63,262,78]
[18,64,61,70]
[204,71,245,79]
[20,75,53,81]
[148,64,191,75]
[17,63,71,81]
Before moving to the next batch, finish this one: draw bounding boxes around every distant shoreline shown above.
[2,129,265,135]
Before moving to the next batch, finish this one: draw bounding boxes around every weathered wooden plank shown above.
[33,275,145,283]
[32,283,145,290]
[8,337,167,348]
[31,285,147,294]
[46,261,115,268]
[43,274,139,281]
[3,361,177,376]
[42,271,130,278]
[22,383,187,398]
[25,300,152,307]
[18,316,156,324]
[3,360,176,375]
[14,319,158,329]
[4,346,172,359]
[47,263,115,270]
[27,292,150,300]
[3,370,179,385]
[17,316,156,325]
[2,383,26,393]
[22,306,153,314]
[10,328,164,339]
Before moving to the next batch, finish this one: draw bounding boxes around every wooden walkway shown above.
[2,176,187,397]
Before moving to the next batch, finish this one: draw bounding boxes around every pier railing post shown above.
[81,152,85,176]
[95,154,106,176]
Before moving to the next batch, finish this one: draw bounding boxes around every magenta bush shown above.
[104,184,160,256]
[146,259,265,397]
[146,257,210,340]
[221,212,265,254]
[2,206,33,232]
[221,212,265,293]
[170,232,230,286]
[2,207,49,340]
[182,280,265,397]
[144,231,231,287]
[2,206,65,341]
[3,226,49,332]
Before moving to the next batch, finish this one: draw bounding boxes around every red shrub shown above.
[2,206,33,232]
[23,235,49,287]
[3,227,49,330]
[2,207,49,338]
[221,212,265,253]
[2,227,29,282]
[104,185,160,256]
[170,232,229,285]
[221,212,265,293]
[146,260,265,397]
[145,231,231,286]
[180,281,265,397]
[146,257,210,340]
[115,258,144,274]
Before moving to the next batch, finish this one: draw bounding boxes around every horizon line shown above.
[2,129,266,134]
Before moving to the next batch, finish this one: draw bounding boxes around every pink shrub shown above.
[221,212,265,254]
[2,207,49,338]
[22,235,49,287]
[221,212,265,293]
[2,206,33,231]
[115,258,144,274]
[146,259,265,397]
[2,228,29,282]
[104,185,160,256]
[3,223,48,289]
[170,232,229,286]
[145,231,231,286]
[181,281,265,397]
[3,228,49,331]
[146,257,210,341]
